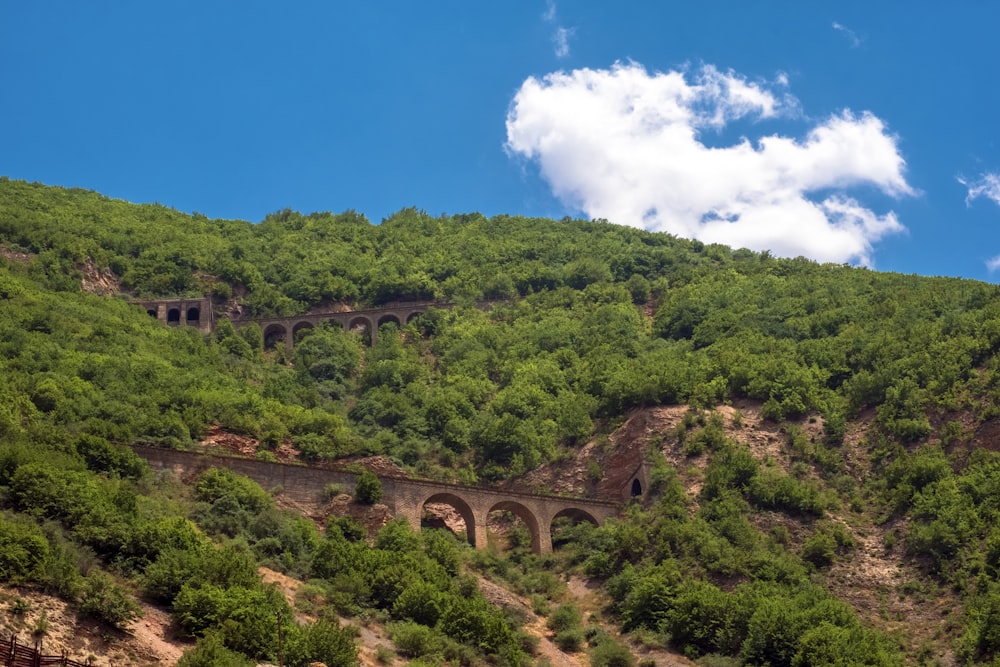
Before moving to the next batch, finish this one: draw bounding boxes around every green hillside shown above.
[3,177,1000,665]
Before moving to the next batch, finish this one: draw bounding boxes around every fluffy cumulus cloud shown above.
[505,62,914,266]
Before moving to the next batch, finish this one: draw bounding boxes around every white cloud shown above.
[541,0,572,58]
[960,172,1000,207]
[552,26,573,59]
[987,255,1000,273]
[542,0,557,22]
[505,62,913,266]
[832,21,863,48]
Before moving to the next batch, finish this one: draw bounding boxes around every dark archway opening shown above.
[348,318,372,345]
[631,478,643,497]
[549,508,599,551]
[487,501,541,554]
[146,309,157,318]
[263,324,287,351]
[292,322,314,343]
[421,493,475,547]
[167,308,181,324]
[186,307,200,323]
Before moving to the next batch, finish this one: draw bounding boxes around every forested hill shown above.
[4,176,1000,664]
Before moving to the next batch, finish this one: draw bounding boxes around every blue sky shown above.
[3,2,1000,280]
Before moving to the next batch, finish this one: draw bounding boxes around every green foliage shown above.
[78,571,143,629]
[178,631,255,667]
[285,619,359,667]
[0,513,49,582]
[1,178,995,666]
[546,602,583,633]
[354,470,383,505]
[589,637,636,667]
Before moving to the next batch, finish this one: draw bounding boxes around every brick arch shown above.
[167,307,181,324]
[377,314,401,329]
[262,323,288,350]
[186,306,201,323]
[421,492,478,547]
[348,316,373,334]
[488,500,542,554]
[549,507,599,551]
[551,507,599,526]
[292,321,314,340]
[405,309,425,323]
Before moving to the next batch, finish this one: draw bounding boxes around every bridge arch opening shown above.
[421,493,476,547]
[186,307,201,323]
[378,314,402,329]
[292,321,314,342]
[487,501,541,554]
[167,308,181,324]
[405,310,425,324]
[263,323,288,350]
[146,308,158,318]
[550,508,600,551]
[348,316,372,345]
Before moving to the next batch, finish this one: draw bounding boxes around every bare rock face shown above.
[79,259,121,295]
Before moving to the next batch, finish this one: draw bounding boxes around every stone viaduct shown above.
[133,298,450,350]
[239,302,445,352]
[134,297,214,334]
[133,445,627,554]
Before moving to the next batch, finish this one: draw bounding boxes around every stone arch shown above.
[377,314,402,329]
[146,308,157,318]
[631,478,643,497]
[549,507,600,551]
[167,308,181,324]
[262,323,288,350]
[488,500,542,553]
[421,492,477,547]
[186,307,201,323]
[292,321,314,341]
[405,310,425,324]
[326,318,345,330]
[551,507,599,526]
[348,316,373,344]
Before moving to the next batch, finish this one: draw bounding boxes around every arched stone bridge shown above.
[237,302,446,352]
[133,445,627,554]
[134,297,214,334]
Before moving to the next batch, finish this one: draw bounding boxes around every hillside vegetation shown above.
[3,177,1000,665]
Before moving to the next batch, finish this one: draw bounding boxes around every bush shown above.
[390,621,442,659]
[79,571,142,629]
[355,471,383,505]
[590,638,636,667]
[555,628,585,652]
[0,513,49,582]
[546,603,583,633]
[178,631,254,667]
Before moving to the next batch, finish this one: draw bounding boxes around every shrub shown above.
[590,638,636,667]
[546,603,583,633]
[177,631,254,667]
[555,629,585,652]
[79,571,142,629]
[390,621,442,659]
[355,471,383,505]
